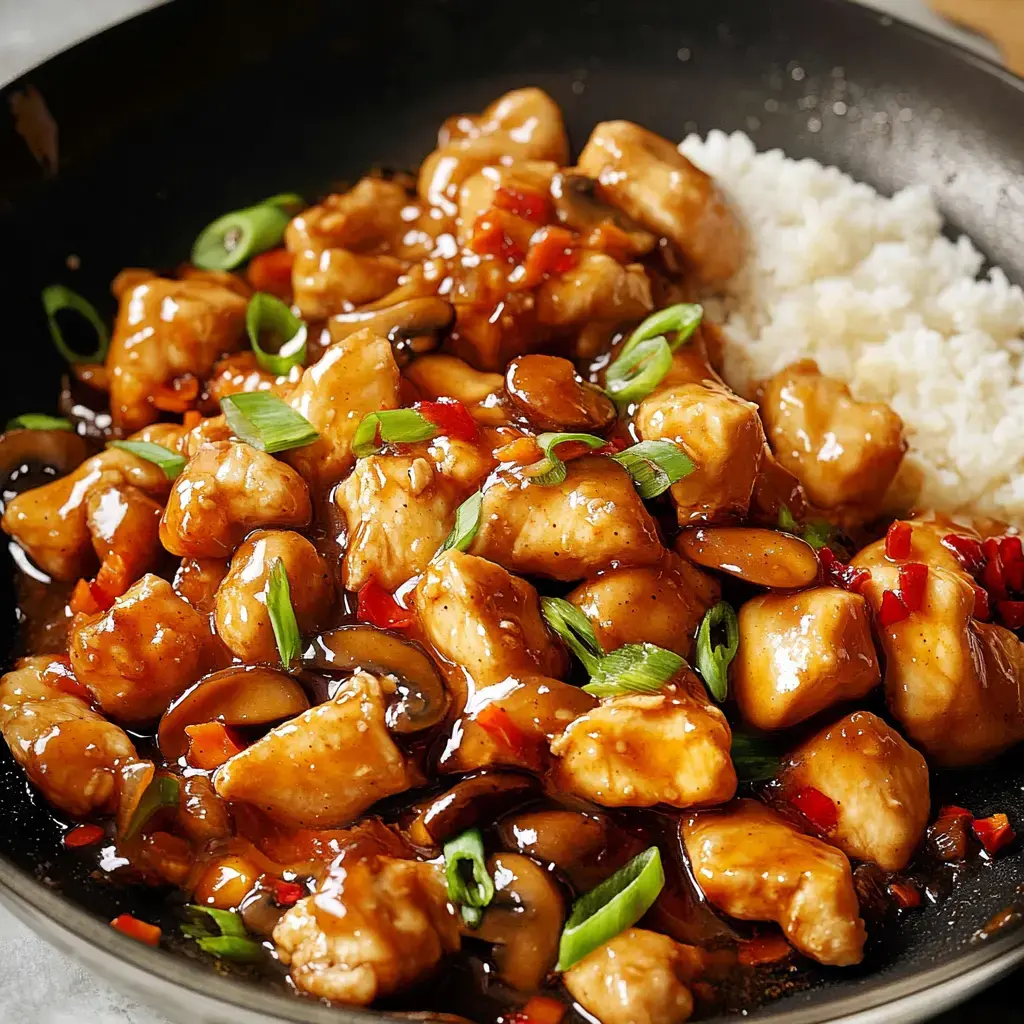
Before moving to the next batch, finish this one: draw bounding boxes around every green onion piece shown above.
[443,828,495,918]
[41,285,110,364]
[528,432,608,487]
[612,440,695,499]
[246,293,307,375]
[107,440,187,480]
[436,490,483,557]
[695,601,739,702]
[123,774,180,841]
[541,596,604,675]
[196,935,264,962]
[351,409,439,459]
[778,504,799,533]
[605,337,673,411]
[191,203,291,271]
[185,905,247,938]
[801,519,836,552]
[262,192,305,214]
[267,559,301,666]
[557,847,665,971]
[460,906,484,929]
[731,731,781,782]
[619,303,704,362]
[220,392,318,454]
[583,643,685,697]
[6,414,72,432]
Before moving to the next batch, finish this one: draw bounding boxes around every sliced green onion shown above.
[436,490,483,557]
[246,293,307,375]
[541,596,604,675]
[695,601,739,702]
[583,643,685,697]
[108,440,187,480]
[262,192,305,214]
[191,201,291,271]
[619,303,704,362]
[196,935,264,962]
[352,409,438,458]
[220,392,318,454]
[778,504,799,533]
[612,440,695,499]
[557,846,665,971]
[184,905,247,938]
[731,731,781,782]
[443,828,494,928]
[267,559,301,666]
[41,285,110,364]
[801,519,837,552]
[182,906,262,961]
[527,432,608,487]
[123,774,180,841]
[6,414,72,432]
[605,336,673,411]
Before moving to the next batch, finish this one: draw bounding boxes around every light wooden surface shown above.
[929,0,1024,73]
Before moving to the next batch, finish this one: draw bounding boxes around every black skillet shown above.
[1,0,1023,1021]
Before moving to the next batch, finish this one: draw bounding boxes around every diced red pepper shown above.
[184,722,245,771]
[522,226,578,284]
[888,881,921,909]
[269,878,305,907]
[69,578,102,616]
[246,248,295,300]
[941,533,986,573]
[63,824,105,848]
[997,600,1024,630]
[469,212,526,264]
[493,186,551,224]
[1000,535,1024,566]
[494,436,542,464]
[511,996,567,1024]
[110,914,161,947]
[475,703,534,761]
[357,579,415,630]
[416,398,479,443]
[1005,559,1024,594]
[982,537,1008,599]
[789,786,838,832]
[152,375,199,413]
[972,813,1016,856]
[898,562,929,613]
[938,804,973,822]
[737,934,792,966]
[879,589,910,628]
[885,521,912,560]
[93,553,131,607]
[972,582,991,621]
[820,547,870,594]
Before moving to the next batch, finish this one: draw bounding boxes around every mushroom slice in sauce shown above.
[505,354,616,433]
[328,298,455,364]
[676,527,819,590]
[550,171,658,256]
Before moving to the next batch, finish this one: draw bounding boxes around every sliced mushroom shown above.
[305,625,449,735]
[0,427,92,497]
[328,298,454,365]
[475,852,565,991]
[676,527,819,590]
[408,772,538,848]
[550,171,657,256]
[505,355,616,433]
[158,666,311,761]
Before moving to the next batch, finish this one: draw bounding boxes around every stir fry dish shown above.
[3,87,1023,1023]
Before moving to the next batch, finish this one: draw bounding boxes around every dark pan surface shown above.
[2,0,1024,1020]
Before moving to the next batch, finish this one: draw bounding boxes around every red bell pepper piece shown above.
[110,914,161,946]
[63,824,105,848]
[879,589,910,628]
[941,533,985,573]
[885,520,912,560]
[357,579,415,630]
[820,547,870,594]
[493,186,551,224]
[522,226,579,284]
[972,813,1016,856]
[997,600,1024,630]
[469,211,526,264]
[898,562,929,613]
[416,398,479,443]
[971,582,991,621]
[475,704,534,761]
[789,786,838,832]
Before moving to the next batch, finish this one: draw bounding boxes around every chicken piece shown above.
[285,329,401,490]
[206,351,301,402]
[635,381,765,525]
[564,928,701,1024]
[129,422,191,454]
[214,672,413,828]
[182,413,236,456]
[414,550,566,691]
[567,554,720,661]
[160,441,311,559]
[781,712,930,871]
[84,481,163,586]
[2,447,171,581]
[470,456,664,581]
[732,587,879,731]
[106,276,247,431]
[457,161,559,245]
[419,88,569,215]
[759,361,906,520]
[0,656,137,817]
[577,121,744,285]
[214,530,333,663]
[550,674,736,809]
[535,251,653,329]
[273,854,459,1004]
[683,800,866,966]
[402,353,507,426]
[291,249,406,321]
[69,574,219,722]
[173,557,228,614]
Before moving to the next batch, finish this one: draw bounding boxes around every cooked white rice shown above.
[679,129,1024,525]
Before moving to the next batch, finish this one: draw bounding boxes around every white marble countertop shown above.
[0,1,1001,1021]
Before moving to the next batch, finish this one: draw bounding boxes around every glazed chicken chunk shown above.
[781,711,930,871]
[273,854,459,1004]
[564,928,702,1024]
[0,656,136,817]
[731,587,880,730]
[214,672,413,828]
[683,800,867,966]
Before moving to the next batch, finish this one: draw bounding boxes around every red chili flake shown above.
[885,521,913,560]
[493,185,551,224]
[888,881,921,909]
[941,533,985,573]
[972,813,1016,856]
[898,562,929,613]
[468,212,526,264]
[415,398,479,443]
[972,582,991,621]
[356,580,415,630]
[737,934,792,966]
[820,547,871,594]
[522,226,579,284]
[789,786,839,833]
[998,601,1024,630]
[982,537,1008,599]
[879,589,910,628]
[270,879,305,907]
[63,824,105,848]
